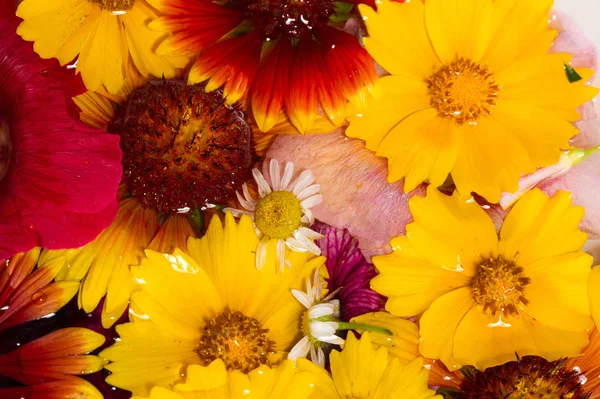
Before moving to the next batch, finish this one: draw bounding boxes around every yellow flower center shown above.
[0,119,11,181]
[254,191,303,239]
[471,256,530,317]
[89,0,135,11]
[426,58,501,124]
[195,310,277,373]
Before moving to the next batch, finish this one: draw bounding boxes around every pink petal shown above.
[266,130,425,259]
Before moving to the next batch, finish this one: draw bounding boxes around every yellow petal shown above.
[590,267,600,328]
[359,0,440,79]
[296,359,338,399]
[73,90,116,131]
[499,189,588,267]
[174,361,227,392]
[373,357,440,399]
[425,0,493,63]
[345,75,431,152]
[418,287,476,371]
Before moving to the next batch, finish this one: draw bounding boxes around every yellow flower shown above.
[100,213,322,397]
[298,332,440,399]
[129,359,315,399]
[372,187,593,370]
[347,0,599,202]
[16,0,187,94]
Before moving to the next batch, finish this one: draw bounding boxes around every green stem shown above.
[336,322,392,336]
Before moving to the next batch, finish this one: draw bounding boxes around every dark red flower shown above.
[0,6,122,261]
[152,0,379,133]
[314,222,385,321]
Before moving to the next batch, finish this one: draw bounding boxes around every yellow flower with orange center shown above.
[372,187,593,370]
[347,0,599,202]
[100,213,322,397]
[16,0,188,94]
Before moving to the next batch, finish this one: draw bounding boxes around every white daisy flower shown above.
[288,269,344,367]
[225,159,324,272]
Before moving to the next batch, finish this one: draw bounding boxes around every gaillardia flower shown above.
[372,187,593,370]
[226,159,323,272]
[16,0,188,94]
[148,0,378,132]
[0,7,122,261]
[347,0,599,202]
[0,328,106,399]
[44,78,254,327]
[298,332,440,399]
[100,214,323,396]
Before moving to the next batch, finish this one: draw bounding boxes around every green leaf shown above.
[330,2,355,23]
[565,64,583,83]
[188,206,205,236]
[436,387,463,399]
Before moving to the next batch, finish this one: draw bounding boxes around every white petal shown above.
[255,236,269,270]
[236,191,256,211]
[288,336,311,361]
[291,170,315,195]
[242,183,254,202]
[285,237,310,252]
[276,239,286,274]
[315,347,326,367]
[297,184,320,201]
[309,303,336,318]
[298,227,324,240]
[319,335,345,345]
[294,230,321,255]
[252,168,272,196]
[301,208,315,225]
[280,162,295,190]
[223,208,255,220]
[291,289,311,309]
[270,159,281,191]
[301,194,323,209]
[310,321,338,338]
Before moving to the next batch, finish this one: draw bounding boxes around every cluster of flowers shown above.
[0,0,600,398]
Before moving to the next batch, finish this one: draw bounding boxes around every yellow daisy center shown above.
[471,256,530,317]
[254,191,303,239]
[426,58,501,124]
[0,119,11,181]
[89,0,135,11]
[195,310,277,373]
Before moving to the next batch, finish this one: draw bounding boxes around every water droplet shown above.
[31,292,47,304]
[26,222,34,230]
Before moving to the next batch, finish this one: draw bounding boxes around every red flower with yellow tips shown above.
[147,0,379,133]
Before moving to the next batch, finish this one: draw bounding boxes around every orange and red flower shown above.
[148,0,379,133]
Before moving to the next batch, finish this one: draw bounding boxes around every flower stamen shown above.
[89,0,135,11]
[254,191,303,239]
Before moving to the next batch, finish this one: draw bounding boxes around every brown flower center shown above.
[238,0,336,39]
[111,79,253,213]
[0,119,11,182]
[89,0,135,11]
[426,58,501,124]
[195,310,277,373]
[471,256,530,317]
[459,357,587,399]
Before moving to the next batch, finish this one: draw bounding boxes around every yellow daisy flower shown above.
[372,187,593,370]
[347,0,599,202]
[298,332,440,399]
[16,0,188,94]
[100,213,322,397]
[130,359,315,399]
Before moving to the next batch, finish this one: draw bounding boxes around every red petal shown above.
[320,26,378,110]
[250,40,295,132]
[156,0,243,54]
[188,31,262,104]
[0,378,102,399]
[0,256,78,331]
[0,328,105,384]
[0,248,39,307]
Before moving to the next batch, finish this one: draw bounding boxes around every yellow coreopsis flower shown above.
[16,0,188,94]
[372,187,593,370]
[298,332,440,399]
[100,213,322,397]
[347,0,598,202]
